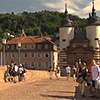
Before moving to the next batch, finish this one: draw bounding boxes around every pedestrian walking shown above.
[72,65,77,81]
[66,65,71,80]
[91,59,100,99]
[77,62,87,97]
[10,61,14,69]
[13,63,19,83]
[49,67,53,79]
[56,66,61,79]
[86,71,93,97]
[18,65,24,82]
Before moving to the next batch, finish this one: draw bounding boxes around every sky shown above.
[0,0,100,18]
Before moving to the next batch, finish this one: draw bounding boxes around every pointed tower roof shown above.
[87,0,100,26]
[21,29,27,37]
[60,3,73,27]
[92,0,96,16]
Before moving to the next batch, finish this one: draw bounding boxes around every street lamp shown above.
[2,38,7,66]
[18,42,21,64]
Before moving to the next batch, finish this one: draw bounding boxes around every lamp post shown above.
[18,42,21,64]
[2,38,7,66]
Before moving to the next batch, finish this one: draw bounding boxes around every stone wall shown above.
[0,66,51,82]
[0,67,6,82]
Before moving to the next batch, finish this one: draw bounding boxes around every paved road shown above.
[0,77,77,100]
[0,77,99,100]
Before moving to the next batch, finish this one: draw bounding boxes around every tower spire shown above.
[92,0,96,16]
[65,3,68,17]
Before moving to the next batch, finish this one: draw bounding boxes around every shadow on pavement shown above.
[48,91,75,94]
[74,85,100,100]
[40,94,74,99]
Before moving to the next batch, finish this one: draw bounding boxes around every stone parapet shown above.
[0,66,50,82]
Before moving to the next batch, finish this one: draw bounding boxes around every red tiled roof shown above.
[7,36,55,45]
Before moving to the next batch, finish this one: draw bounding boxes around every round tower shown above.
[86,0,100,61]
[59,3,74,71]
[59,3,74,51]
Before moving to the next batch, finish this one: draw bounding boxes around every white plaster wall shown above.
[59,27,74,51]
[86,26,100,49]
[86,25,100,60]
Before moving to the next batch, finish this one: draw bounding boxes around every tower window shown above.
[62,39,66,42]
[95,47,99,49]
[63,48,66,50]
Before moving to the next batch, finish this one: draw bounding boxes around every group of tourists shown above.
[49,59,100,99]
[49,66,61,80]
[6,61,26,83]
[75,59,100,99]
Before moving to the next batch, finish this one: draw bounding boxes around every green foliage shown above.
[0,11,87,39]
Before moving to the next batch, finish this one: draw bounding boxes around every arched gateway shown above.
[67,38,93,68]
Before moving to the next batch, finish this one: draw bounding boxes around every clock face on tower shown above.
[83,44,87,47]
[72,44,76,47]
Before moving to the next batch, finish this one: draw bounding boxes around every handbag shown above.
[76,77,84,84]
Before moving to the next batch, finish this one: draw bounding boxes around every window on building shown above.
[63,48,66,50]
[63,59,66,61]
[25,53,28,58]
[62,39,66,42]
[31,53,34,57]
[6,45,10,50]
[12,53,15,58]
[24,62,28,67]
[31,62,35,67]
[45,53,49,58]
[37,53,41,58]
[44,44,48,49]
[74,53,76,55]
[95,47,99,49]
[45,62,48,67]
[31,44,35,49]
[37,44,41,49]
[38,62,41,67]
[11,45,14,50]
[24,45,27,49]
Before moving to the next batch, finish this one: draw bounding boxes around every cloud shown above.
[42,0,100,18]
[43,0,81,14]
[76,0,100,18]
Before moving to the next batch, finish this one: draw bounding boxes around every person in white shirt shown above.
[66,65,71,80]
[91,59,100,99]
[13,63,19,83]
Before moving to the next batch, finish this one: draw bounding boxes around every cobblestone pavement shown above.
[0,77,99,100]
[0,77,77,100]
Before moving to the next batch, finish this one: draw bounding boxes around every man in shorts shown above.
[66,65,71,80]
[91,59,100,99]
